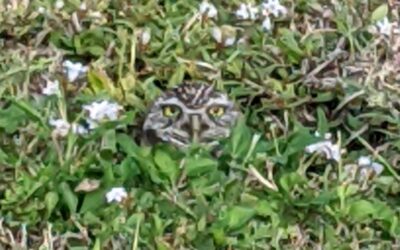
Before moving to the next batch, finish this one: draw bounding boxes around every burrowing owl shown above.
[142,83,240,148]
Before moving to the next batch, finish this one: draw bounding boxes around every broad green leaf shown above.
[0,104,27,133]
[45,191,59,217]
[86,46,105,56]
[255,200,278,217]
[277,29,304,64]
[374,200,396,221]
[222,206,255,231]
[348,200,376,221]
[10,98,46,127]
[116,133,141,157]
[185,156,217,177]
[317,107,329,135]
[168,64,185,88]
[101,129,116,154]
[154,149,179,182]
[283,129,320,156]
[79,189,107,213]
[371,4,388,22]
[229,118,252,158]
[0,148,9,162]
[59,182,78,215]
[279,172,305,193]
[115,158,141,181]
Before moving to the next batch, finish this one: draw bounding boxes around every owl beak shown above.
[190,115,201,144]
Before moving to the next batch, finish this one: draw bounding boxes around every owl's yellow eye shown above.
[162,105,180,117]
[208,106,225,117]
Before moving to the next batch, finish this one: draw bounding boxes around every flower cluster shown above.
[42,79,61,96]
[235,0,287,31]
[48,100,123,137]
[62,60,89,82]
[373,17,400,37]
[200,0,288,47]
[83,100,124,129]
[42,59,123,137]
[106,187,128,203]
[49,118,87,137]
[305,132,341,162]
[199,1,218,19]
[356,156,384,176]
[343,156,384,185]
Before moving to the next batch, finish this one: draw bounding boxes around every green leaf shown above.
[317,107,329,135]
[186,156,217,177]
[86,46,105,56]
[348,200,376,221]
[277,29,304,64]
[255,200,278,217]
[371,4,388,22]
[222,206,255,231]
[79,189,107,213]
[0,148,9,162]
[283,128,320,156]
[279,172,305,193]
[87,68,115,95]
[229,118,252,158]
[59,182,78,215]
[154,149,179,183]
[10,98,46,128]
[0,104,27,133]
[116,133,143,156]
[168,64,185,88]
[44,191,59,217]
[101,129,117,155]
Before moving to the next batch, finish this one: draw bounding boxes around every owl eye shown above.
[208,106,225,117]
[162,105,180,117]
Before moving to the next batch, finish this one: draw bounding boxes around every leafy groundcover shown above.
[1,0,400,249]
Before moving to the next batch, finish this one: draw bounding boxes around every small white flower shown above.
[106,187,128,203]
[358,156,372,166]
[343,164,357,176]
[370,162,384,175]
[305,138,341,162]
[224,37,236,46]
[357,156,384,176]
[199,1,218,19]
[86,119,99,130]
[62,60,88,82]
[79,2,87,10]
[262,16,272,31]
[376,17,393,36]
[211,27,236,47]
[83,100,123,123]
[262,0,287,17]
[71,123,88,135]
[88,11,103,19]
[141,29,151,45]
[237,37,247,45]
[13,135,21,146]
[55,0,64,9]
[324,133,332,140]
[49,118,88,137]
[211,27,222,43]
[235,3,259,20]
[42,79,60,96]
[37,6,46,14]
[314,131,332,139]
[49,118,71,137]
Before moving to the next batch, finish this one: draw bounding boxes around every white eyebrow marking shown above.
[192,84,205,105]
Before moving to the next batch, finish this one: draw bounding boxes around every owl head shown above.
[142,83,241,148]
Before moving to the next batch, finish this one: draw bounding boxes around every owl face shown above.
[142,83,240,148]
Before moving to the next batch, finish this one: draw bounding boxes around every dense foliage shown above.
[1,0,400,249]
